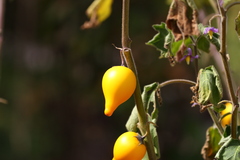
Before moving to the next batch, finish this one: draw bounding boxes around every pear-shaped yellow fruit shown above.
[102,66,136,116]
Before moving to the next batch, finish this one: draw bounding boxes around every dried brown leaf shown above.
[166,0,199,41]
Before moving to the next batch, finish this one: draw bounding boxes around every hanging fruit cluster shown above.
[102,65,146,159]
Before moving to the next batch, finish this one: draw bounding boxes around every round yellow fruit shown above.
[112,132,146,160]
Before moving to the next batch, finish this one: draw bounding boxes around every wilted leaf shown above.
[166,0,199,41]
[81,0,113,29]
[201,127,221,160]
[198,65,223,106]
[235,11,240,40]
[142,82,159,111]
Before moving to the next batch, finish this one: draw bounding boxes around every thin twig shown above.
[157,79,196,88]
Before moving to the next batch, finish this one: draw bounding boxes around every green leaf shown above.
[198,65,223,106]
[198,23,206,34]
[198,24,221,51]
[215,138,240,160]
[184,37,193,46]
[148,115,161,159]
[235,11,240,40]
[222,126,240,139]
[125,106,138,132]
[126,82,159,131]
[209,33,221,51]
[170,37,192,56]
[197,35,210,53]
[201,127,221,159]
[171,40,183,55]
[146,23,173,58]
[142,82,159,111]
[126,82,160,159]
[214,103,226,112]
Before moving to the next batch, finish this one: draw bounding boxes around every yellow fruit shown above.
[112,132,146,160]
[220,103,232,127]
[102,66,136,116]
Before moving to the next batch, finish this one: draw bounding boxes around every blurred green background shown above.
[0,0,239,160]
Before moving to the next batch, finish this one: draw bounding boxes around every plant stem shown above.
[157,79,196,88]
[121,0,131,48]
[207,108,224,136]
[121,0,157,159]
[219,7,239,139]
[158,79,225,136]
[123,49,157,160]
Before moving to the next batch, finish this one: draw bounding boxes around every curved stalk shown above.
[157,79,224,136]
[157,79,196,88]
[225,2,240,12]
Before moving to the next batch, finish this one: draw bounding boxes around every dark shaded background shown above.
[0,0,240,160]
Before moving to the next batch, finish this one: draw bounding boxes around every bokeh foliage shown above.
[0,0,239,160]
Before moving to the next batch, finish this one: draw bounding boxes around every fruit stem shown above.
[123,49,157,160]
[121,0,157,159]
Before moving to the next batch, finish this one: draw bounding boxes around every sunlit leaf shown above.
[81,0,113,29]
